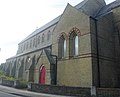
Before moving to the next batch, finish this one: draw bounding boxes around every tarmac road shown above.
[0,91,20,97]
[0,85,71,97]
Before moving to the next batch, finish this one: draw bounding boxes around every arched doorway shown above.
[39,65,46,84]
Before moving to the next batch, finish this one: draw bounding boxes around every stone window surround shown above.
[58,27,81,59]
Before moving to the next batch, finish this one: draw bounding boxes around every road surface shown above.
[0,91,20,97]
[0,85,70,97]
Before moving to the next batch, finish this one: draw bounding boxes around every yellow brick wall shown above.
[52,4,92,87]
[57,57,92,87]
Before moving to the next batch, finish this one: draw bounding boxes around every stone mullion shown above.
[66,38,69,58]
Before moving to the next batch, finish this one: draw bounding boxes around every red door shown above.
[39,66,46,84]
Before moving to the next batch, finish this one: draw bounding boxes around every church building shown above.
[3,0,120,88]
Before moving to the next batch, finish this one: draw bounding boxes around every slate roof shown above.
[95,1,120,18]
[74,0,87,10]
[20,0,120,44]
[19,16,60,44]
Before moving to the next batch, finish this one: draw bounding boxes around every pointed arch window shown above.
[30,40,32,48]
[47,30,51,41]
[33,38,35,47]
[42,34,45,43]
[24,43,26,51]
[69,32,79,57]
[38,35,40,45]
[21,44,23,52]
[26,42,29,49]
[25,57,31,70]
[64,39,66,57]
[75,36,78,56]
[58,35,66,59]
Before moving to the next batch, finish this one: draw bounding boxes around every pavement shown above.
[0,85,72,97]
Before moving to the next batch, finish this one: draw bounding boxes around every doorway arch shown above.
[39,65,46,84]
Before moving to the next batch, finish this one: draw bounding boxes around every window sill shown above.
[58,57,68,61]
[58,55,79,61]
[69,55,79,59]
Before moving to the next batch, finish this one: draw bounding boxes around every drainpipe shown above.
[91,17,100,87]
[94,18,100,87]
[51,54,57,85]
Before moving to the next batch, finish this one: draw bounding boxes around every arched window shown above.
[64,39,66,57]
[38,35,40,45]
[24,43,26,51]
[69,32,79,57]
[26,42,29,49]
[21,44,23,52]
[47,30,51,41]
[19,45,22,53]
[25,57,31,70]
[58,35,66,58]
[42,34,45,43]
[75,36,78,56]
[33,38,35,47]
[30,40,32,48]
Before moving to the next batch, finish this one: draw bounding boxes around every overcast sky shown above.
[0,0,115,64]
